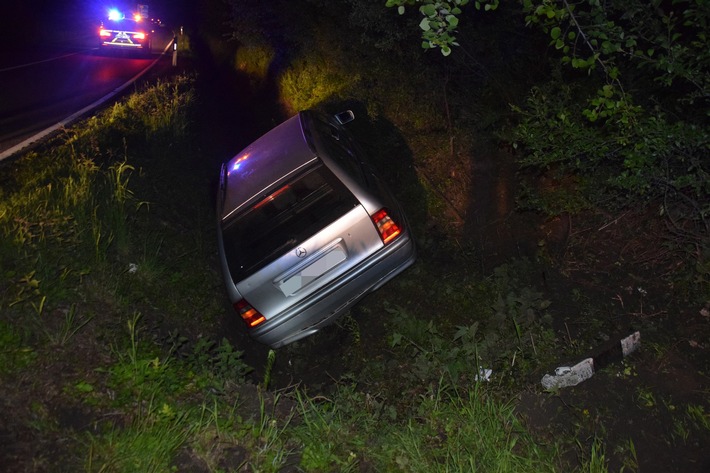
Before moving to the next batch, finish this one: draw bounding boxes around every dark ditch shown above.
[189,40,710,472]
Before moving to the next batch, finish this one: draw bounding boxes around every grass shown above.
[291,379,560,472]
[86,402,193,473]
[0,75,556,472]
[381,383,553,472]
[1,56,707,472]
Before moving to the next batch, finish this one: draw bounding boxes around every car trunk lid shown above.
[235,205,383,317]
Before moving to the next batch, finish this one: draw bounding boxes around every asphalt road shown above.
[0,34,176,161]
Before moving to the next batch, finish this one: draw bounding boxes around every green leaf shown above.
[419,17,431,31]
[75,381,94,393]
[398,5,405,15]
[550,27,561,39]
[447,15,459,27]
[420,4,437,17]
[391,332,403,347]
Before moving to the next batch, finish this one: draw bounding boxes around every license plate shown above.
[279,247,346,296]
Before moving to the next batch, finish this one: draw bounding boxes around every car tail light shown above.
[99,29,111,37]
[133,32,146,40]
[372,208,402,245]
[234,299,265,328]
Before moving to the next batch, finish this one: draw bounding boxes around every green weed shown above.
[0,320,35,376]
[579,438,610,473]
[43,304,95,347]
[85,397,193,473]
[671,404,710,446]
[279,53,360,112]
[262,349,276,391]
[295,389,362,472]
[249,393,294,470]
[378,382,555,472]
[686,404,710,432]
[235,44,274,85]
[184,336,253,390]
[386,259,555,388]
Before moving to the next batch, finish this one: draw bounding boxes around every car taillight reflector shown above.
[254,184,291,209]
[234,299,265,328]
[372,208,402,245]
[99,29,111,37]
[133,32,146,39]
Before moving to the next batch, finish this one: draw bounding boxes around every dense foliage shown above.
[516,1,709,232]
[386,0,709,243]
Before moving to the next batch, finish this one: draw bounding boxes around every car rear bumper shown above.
[247,233,416,348]
[101,41,147,49]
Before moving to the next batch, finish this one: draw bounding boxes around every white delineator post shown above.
[172,36,178,67]
[541,331,641,391]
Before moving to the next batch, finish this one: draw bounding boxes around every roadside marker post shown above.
[541,331,641,390]
[172,36,178,67]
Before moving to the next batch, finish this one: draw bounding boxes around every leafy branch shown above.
[385,0,499,55]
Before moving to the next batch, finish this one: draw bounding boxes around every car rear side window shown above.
[221,162,359,281]
[311,116,370,187]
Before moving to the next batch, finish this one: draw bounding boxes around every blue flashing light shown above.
[229,153,251,174]
[108,9,123,21]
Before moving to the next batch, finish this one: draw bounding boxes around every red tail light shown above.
[234,299,265,328]
[133,32,146,40]
[372,208,402,245]
[99,29,111,37]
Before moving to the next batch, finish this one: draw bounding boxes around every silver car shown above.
[216,110,416,348]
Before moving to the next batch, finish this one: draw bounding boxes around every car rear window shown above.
[104,20,143,32]
[221,161,359,281]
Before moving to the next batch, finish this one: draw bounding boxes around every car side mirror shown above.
[334,110,355,125]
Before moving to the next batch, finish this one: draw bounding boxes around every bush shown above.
[513,0,709,244]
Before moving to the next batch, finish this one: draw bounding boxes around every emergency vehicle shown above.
[98,8,152,55]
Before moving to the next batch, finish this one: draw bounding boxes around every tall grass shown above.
[291,379,560,472]
[279,54,361,113]
[235,44,274,83]
[86,400,193,473]
[390,385,552,472]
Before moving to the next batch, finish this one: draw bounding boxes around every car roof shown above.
[221,112,318,221]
